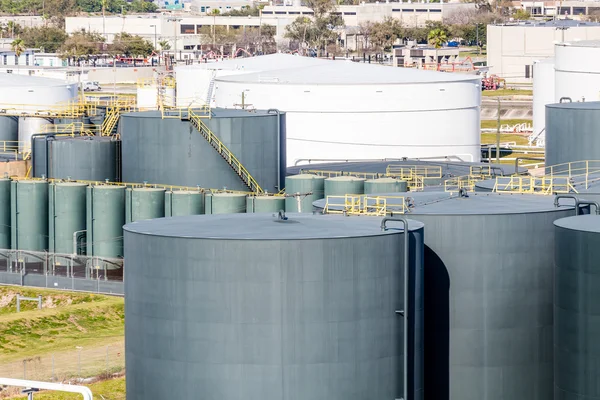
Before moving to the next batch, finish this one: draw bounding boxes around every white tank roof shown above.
[176,53,329,72]
[558,40,600,48]
[0,73,73,88]
[215,61,480,85]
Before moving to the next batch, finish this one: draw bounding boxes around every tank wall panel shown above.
[87,186,125,258]
[49,138,118,182]
[246,197,285,213]
[0,116,18,142]
[0,179,10,248]
[49,183,87,254]
[11,181,49,251]
[284,175,325,213]
[205,194,247,214]
[126,188,165,223]
[164,191,204,217]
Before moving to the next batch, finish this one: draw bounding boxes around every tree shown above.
[221,4,263,16]
[512,8,531,20]
[158,40,171,51]
[284,0,343,56]
[370,17,403,51]
[60,29,105,59]
[21,26,67,52]
[11,38,24,59]
[427,28,447,48]
[111,32,154,56]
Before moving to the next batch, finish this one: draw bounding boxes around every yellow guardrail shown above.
[493,176,576,194]
[39,122,97,136]
[323,195,408,215]
[188,109,263,194]
[300,169,382,179]
[445,175,479,192]
[386,164,443,179]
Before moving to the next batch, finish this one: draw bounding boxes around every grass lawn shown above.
[481,133,529,146]
[481,119,532,131]
[482,89,533,97]
[0,287,124,363]
[10,376,126,400]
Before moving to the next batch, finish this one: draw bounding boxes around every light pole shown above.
[150,24,157,50]
[167,17,182,61]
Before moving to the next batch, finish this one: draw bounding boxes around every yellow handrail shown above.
[188,109,263,194]
[300,169,382,179]
[323,195,408,215]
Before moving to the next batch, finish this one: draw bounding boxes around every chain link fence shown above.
[0,342,125,382]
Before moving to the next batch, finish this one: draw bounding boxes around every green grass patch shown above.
[482,89,533,97]
[0,288,124,362]
[481,133,529,146]
[481,119,532,130]
[11,376,126,400]
[0,287,106,315]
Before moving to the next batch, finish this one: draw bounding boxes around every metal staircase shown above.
[101,108,120,137]
[205,72,216,105]
[188,110,263,193]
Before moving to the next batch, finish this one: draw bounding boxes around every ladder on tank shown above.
[187,110,263,194]
[205,72,216,106]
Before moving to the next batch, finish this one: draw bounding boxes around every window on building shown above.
[25,54,29,66]
[289,11,300,14]
[573,7,586,14]
[2,55,6,65]
[262,11,273,14]
[226,6,231,8]
[200,6,205,12]
[392,8,400,11]
[429,9,441,12]
[302,11,314,14]
[196,25,204,33]
[180,24,195,34]
[415,9,428,12]
[14,55,18,65]
[344,11,356,14]
[402,8,414,12]
[525,64,531,78]
[558,6,571,15]
[275,11,286,14]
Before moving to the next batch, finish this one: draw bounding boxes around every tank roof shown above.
[215,60,480,85]
[123,213,423,240]
[546,101,600,110]
[122,108,281,119]
[558,40,600,48]
[0,73,72,88]
[554,215,600,233]
[314,192,576,215]
[495,19,600,28]
[175,53,329,72]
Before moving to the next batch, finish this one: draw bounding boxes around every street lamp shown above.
[167,17,182,61]
[149,24,157,49]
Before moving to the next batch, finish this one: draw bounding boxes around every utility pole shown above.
[496,98,501,164]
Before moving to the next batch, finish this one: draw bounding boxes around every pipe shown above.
[553,194,594,215]
[559,97,572,103]
[267,109,281,192]
[0,378,93,400]
[578,200,600,215]
[380,216,410,400]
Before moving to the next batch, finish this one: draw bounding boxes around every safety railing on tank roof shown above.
[386,165,443,179]
[299,169,383,180]
[492,176,576,195]
[137,76,176,88]
[38,122,96,137]
[160,104,211,119]
[323,195,409,216]
[543,160,600,191]
[0,101,88,118]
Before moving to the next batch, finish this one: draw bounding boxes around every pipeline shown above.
[554,194,600,215]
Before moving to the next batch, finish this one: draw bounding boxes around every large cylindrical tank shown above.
[18,117,53,152]
[284,174,325,213]
[10,180,49,251]
[47,137,120,182]
[532,58,555,146]
[545,102,600,167]
[555,42,600,103]
[246,195,285,213]
[86,185,125,258]
[554,215,600,400]
[205,193,247,214]
[124,213,425,400]
[0,179,10,249]
[324,176,365,197]
[164,190,204,217]
[0,116,18,142]
[136,84,158,110]
[126,188,166,223]
[364,177,408,194]
[49,182,87,254]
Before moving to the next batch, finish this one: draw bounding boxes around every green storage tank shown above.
[205,193,247,214]
[364,178,408,194]
[246,196,285,213]
[126,188,166,223]
[0,179,10,249]
[284,174,325,213]
[11,180,49,251]
[324,176,366,197]
[165,190,204,217]
[49,182,87,254]
[86,185,125,258]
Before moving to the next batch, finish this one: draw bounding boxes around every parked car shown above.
[83,81,101,92]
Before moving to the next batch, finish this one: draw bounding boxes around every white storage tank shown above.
[214,61,481,165]
[532,58,555,147]
[555,41,600,102]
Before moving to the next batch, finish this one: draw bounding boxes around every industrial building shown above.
[487,20,600,82]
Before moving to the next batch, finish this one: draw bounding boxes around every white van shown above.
[83,81,101,92]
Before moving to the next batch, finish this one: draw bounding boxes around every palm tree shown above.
[158,40,171,51]
[210,9,220,49]
[11,38,24,68]
[427,28,447,49]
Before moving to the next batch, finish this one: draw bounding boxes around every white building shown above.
[0,49,37,67]
[520,0,600,18]
[182,54,483,165]
[487,19,600,82]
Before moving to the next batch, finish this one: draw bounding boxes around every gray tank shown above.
[205,193,247,214]
[0,179,10,249]
[284,174,325,213]
[10,180,49,251]
[47,137,120,182]
[126,188,166,223]
[313,191,576,400]
[124,213,425,400]
[545,102,600,167]
[324,176,365,197]
[164,190,204,217]
[364,177,408,194]
[0,116,18,142]
[49,182,87,254]
[246,196,285,213]
[86,185,125,258]
[120,109,285,192]
[554,215,600,400]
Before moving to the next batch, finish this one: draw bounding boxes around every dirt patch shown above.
[68,315,87,333]
[0,293,15,308]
